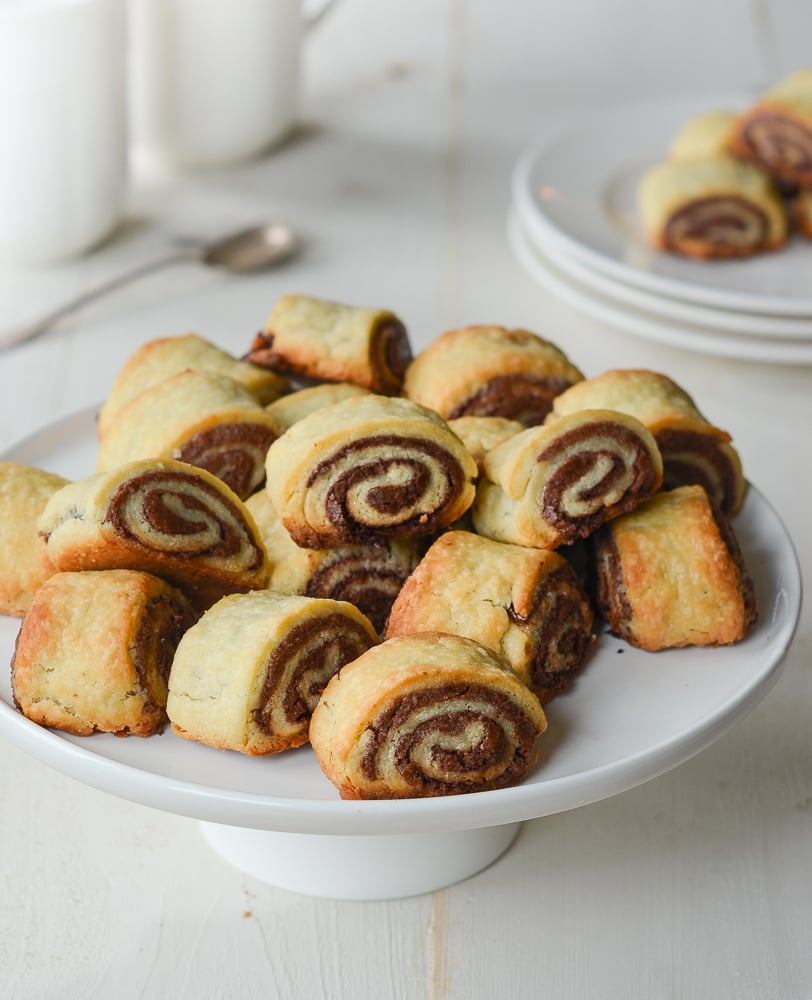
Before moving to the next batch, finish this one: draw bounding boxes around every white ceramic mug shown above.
[0,0,128,266]
[128,0,335,171]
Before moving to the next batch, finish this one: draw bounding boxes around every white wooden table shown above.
[1,2,810,997]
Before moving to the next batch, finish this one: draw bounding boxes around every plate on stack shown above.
[509,93,812,365]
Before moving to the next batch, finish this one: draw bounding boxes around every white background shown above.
[0,2,810,997]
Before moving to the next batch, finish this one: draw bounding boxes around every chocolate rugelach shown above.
[590,484,757,652]
[245,292,412,395]
[403,325,583,427]
[166,591,378,755]
[309,632,547,800]
[547,369,747,515]
[473,408,663,550]
[12,568,197,737]
[264,394,477,549]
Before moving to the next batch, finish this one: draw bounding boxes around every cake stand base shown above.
[199,820,522,900]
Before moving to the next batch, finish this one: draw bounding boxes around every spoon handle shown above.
[0,248,202,351]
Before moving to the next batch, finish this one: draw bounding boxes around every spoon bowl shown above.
[201,223,300,272]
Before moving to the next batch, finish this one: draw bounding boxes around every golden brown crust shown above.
[472,409,663,549]
[264,395,477,548]
[166,591,378,755]
[12,569,197,736]
[39,459,269,610]
[248,293,412,394]
[591,485,757,651]
[403,325,583,426]
[548,369,746,514]
[384,531,595,702]
[97,332,290,438]
[97,369,284,500]
[309,632,547,799]
[0,462,69,616]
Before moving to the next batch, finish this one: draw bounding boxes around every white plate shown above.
[512,93,812,318]
[522,214,812,341]
[509,208,812,366]
[0,408,802,841]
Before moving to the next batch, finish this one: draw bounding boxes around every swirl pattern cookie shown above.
[309,632,547,799]
[472,409,663,549]
[638,157,787,259]
[39,459,269,608]
[548,369,746,515]
[167,591,378,755]
[403,325,583,426]
[264,395,477,548]
[12,569,197,736]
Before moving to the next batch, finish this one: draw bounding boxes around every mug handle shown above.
[303,0,338,29]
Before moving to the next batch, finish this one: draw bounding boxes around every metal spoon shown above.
[0,222,299,351]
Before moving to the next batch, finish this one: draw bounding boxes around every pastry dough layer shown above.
[265,382,371,431]
[245,490,420,634]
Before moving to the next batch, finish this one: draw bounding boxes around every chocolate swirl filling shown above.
[507,565,595,700]
[254,613,374,737]
[305,434,468,544]
[591,497,757,643]
[131,592,198,730]
[536,421,659,544]
[369,317,413,394]
[655,427,740,515]
[741,114,812,186]
[591,528,635,643]
[107,471,264,572]
[664,196,769,257]
[448,374,575,426]
[306,545,419,634]
[357,682,539,796]
[177,422,277,499]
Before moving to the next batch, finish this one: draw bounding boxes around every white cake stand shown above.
[0,410,802,899]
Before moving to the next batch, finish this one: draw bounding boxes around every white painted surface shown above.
[0,2,810,997]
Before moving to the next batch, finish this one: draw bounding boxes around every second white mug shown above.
[128,0,332,170]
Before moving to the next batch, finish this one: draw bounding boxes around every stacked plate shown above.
[509,93,812,365]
